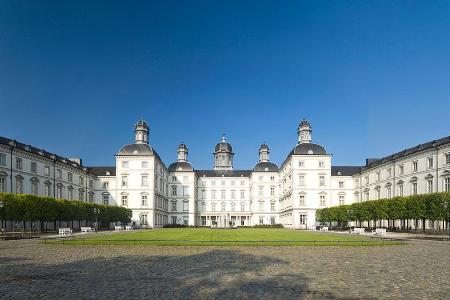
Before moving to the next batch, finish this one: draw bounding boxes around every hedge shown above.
[0,192,132,227]
[316,192,450,229]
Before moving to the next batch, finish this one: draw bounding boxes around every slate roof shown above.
[168,161,194,172]
[87,167,116,176]
[117,143,163,161]
[331,166,362,176]
[253,162,278,172]
[289,143,327,155]
[195,169,252,177]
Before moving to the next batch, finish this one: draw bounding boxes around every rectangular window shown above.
[298,161,304,167]
[171,201,177,211]
[240,180,245,186]
[270,216,275,225]
[365,176,369,184]
[103,182,109,189]
[211,190,216,199]
[259,176,263,182]
[172,185,177,196]
[221,190,225,199]
[386,168,391,178]
[240,190,245,199]
[446,154,450,165]
[45,183,51,196]
[31,181,38,195]
[319,175,325,187]
[339,181,344,188]
[258,201,264,212]
[445,178,450,192]
[44,166,50,176]
[79,176,84,185]
[270,187,275,196]
[398,184,404,197]
[57,169,62,179]
[240,203,245,212]
[171,216,177,224]
[299,214,307,225]
[412,182,418,195]
[270,176,275,181]
[142,161,148,168]
[299,175,305,186]
[211,203,216,212]
[231,190,236,199]
[16,157,22,170]
[299,195,305,206]
[121,176,128,187]
[319,161,324,168]
[68,189,73,200]
[376,172,380,181]
[31,161,37,173]
[183,186,188,196]
[259,217,264,225]
[399,165,404,176]
[57,186,62,199]
[428,157,434,169]
[270,202,275,211]
[88,193,94,203]
[141,195,148,207]
[68,172,73,182]
[320,195,326,206]
[202,189,206,199]
[221,180,225,186]
[258,186,263,196]
[142,175,148,186]
[79,190,84,201]
[121,195,128,206]
[183,201,188,212]
[211,180,216,186]
[427,179,433,193]
[102,194,109,205]
[339,195,345,205]
[413,161,418,172]
[89,180,93,189]
[0,153,6,166]
[0,177,5,192]
[386,187,392,198]
[122,161,129,168]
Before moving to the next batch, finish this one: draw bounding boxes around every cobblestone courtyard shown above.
[0,239,449,299]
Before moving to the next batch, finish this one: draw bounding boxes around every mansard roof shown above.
[117,143,162,161]
[362,135,450,170]
[168,161,194,172]
[87,167,116,176]
[289,143,327,155]
[195,170,251,177]
[253,162,278,172]
[331,166,362,176]
[0,136,87,171]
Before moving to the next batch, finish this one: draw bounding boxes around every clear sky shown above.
[1,1,450,169]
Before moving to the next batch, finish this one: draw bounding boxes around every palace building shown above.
[1,119,450,229]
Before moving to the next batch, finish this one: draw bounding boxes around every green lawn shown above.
[48,228,403,246]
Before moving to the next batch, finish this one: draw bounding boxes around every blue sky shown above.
[1,1,450,169]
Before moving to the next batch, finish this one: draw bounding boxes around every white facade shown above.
[1,119,450,229]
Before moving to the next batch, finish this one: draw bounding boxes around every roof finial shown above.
[221,133,226,143]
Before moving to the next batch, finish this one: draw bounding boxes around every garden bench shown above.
[320,226,329,232]
[58,228,72,236]
[114,226,123,231]
[351,228,365,235]
[125,226,132,231]
[81,227,95,233]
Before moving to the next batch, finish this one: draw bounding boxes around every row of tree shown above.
[0,192,132,230]
[316,192,450,231]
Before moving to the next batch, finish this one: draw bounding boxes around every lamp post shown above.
[93,208,100,231]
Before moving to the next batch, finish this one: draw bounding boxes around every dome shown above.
[118,144,154,155]
[299,119,311,128]
[260,143,269,150]
[254,162,278,172]
[290,143,326,155]
[178,143,188,150]
[135,119,149,129]
[215,142,233,152]
[168,161,194,172]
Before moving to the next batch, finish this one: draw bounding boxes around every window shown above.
[202,189,206,199]
[142,161,148,168]
[398,184,404,197]
[270,187,275,196]
[240,190,245,199]
[31,181,38,195]
[45,182,51,196]
[339,181,344,188]
[365,176,369,185]
[399,165,404,175]
[121,195,128,206]
[211,203,216,212]
[446,154,450,165]
[376,172,380,181]
[270,176,275,181]
[121,176,128,187]
[44,166,50,176]
[103,182,109,189]
[88,193,94,203]
[79,176,84,185]
[270,216,275,225]
[427,179,433,193]
[376,188,380,200]
[445,178,450,192]
[299,175,305,186]
[15,157,22,170]
[319,161,324,168]
[386,168,391,178]
[319,175,325,187]
[259,176,263,182]
[221,190,225,199]
[413,161,418,172]
[258,186,264,196]
[15,177,23,194]
[258,201,264,211]
[68,172,73,182]
[319,195,326,206]
[141,195,147,207]
[142,175,148,186]
[298,161,304,167]
[386,186,392,198]
[212,180,216,186]
[201,202,206,212]
[231,190,236,199]
[172,176,177,181]
[412,182,418,195]
[183,201,188,212]
[102,194,109,205]
[183,186,188,196]
[240,180,245,186]
[31,161,37,173]
[211,190,216,199]
[171,216,177,224]
[427,157,434,169]
[57,186,63,199]
[259,217,264,225]
[339,195,345,205]
[89,179,93,189]
[299,214,307,225]
[221,203,226,212]
[122,161,129,168]
[79,190,84,201]
[0,153,6,166]
[299,195,305,206]
[0,177,5,192]
[240,203,245,212]
[68,188,73,200]
[171,186,177,196]
[270,202,275,211]
[56,169,62,179]
[141,214,148,226]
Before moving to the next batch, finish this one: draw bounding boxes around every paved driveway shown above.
[0,239,449,299]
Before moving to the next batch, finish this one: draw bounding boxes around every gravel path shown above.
[0,239,449,299]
